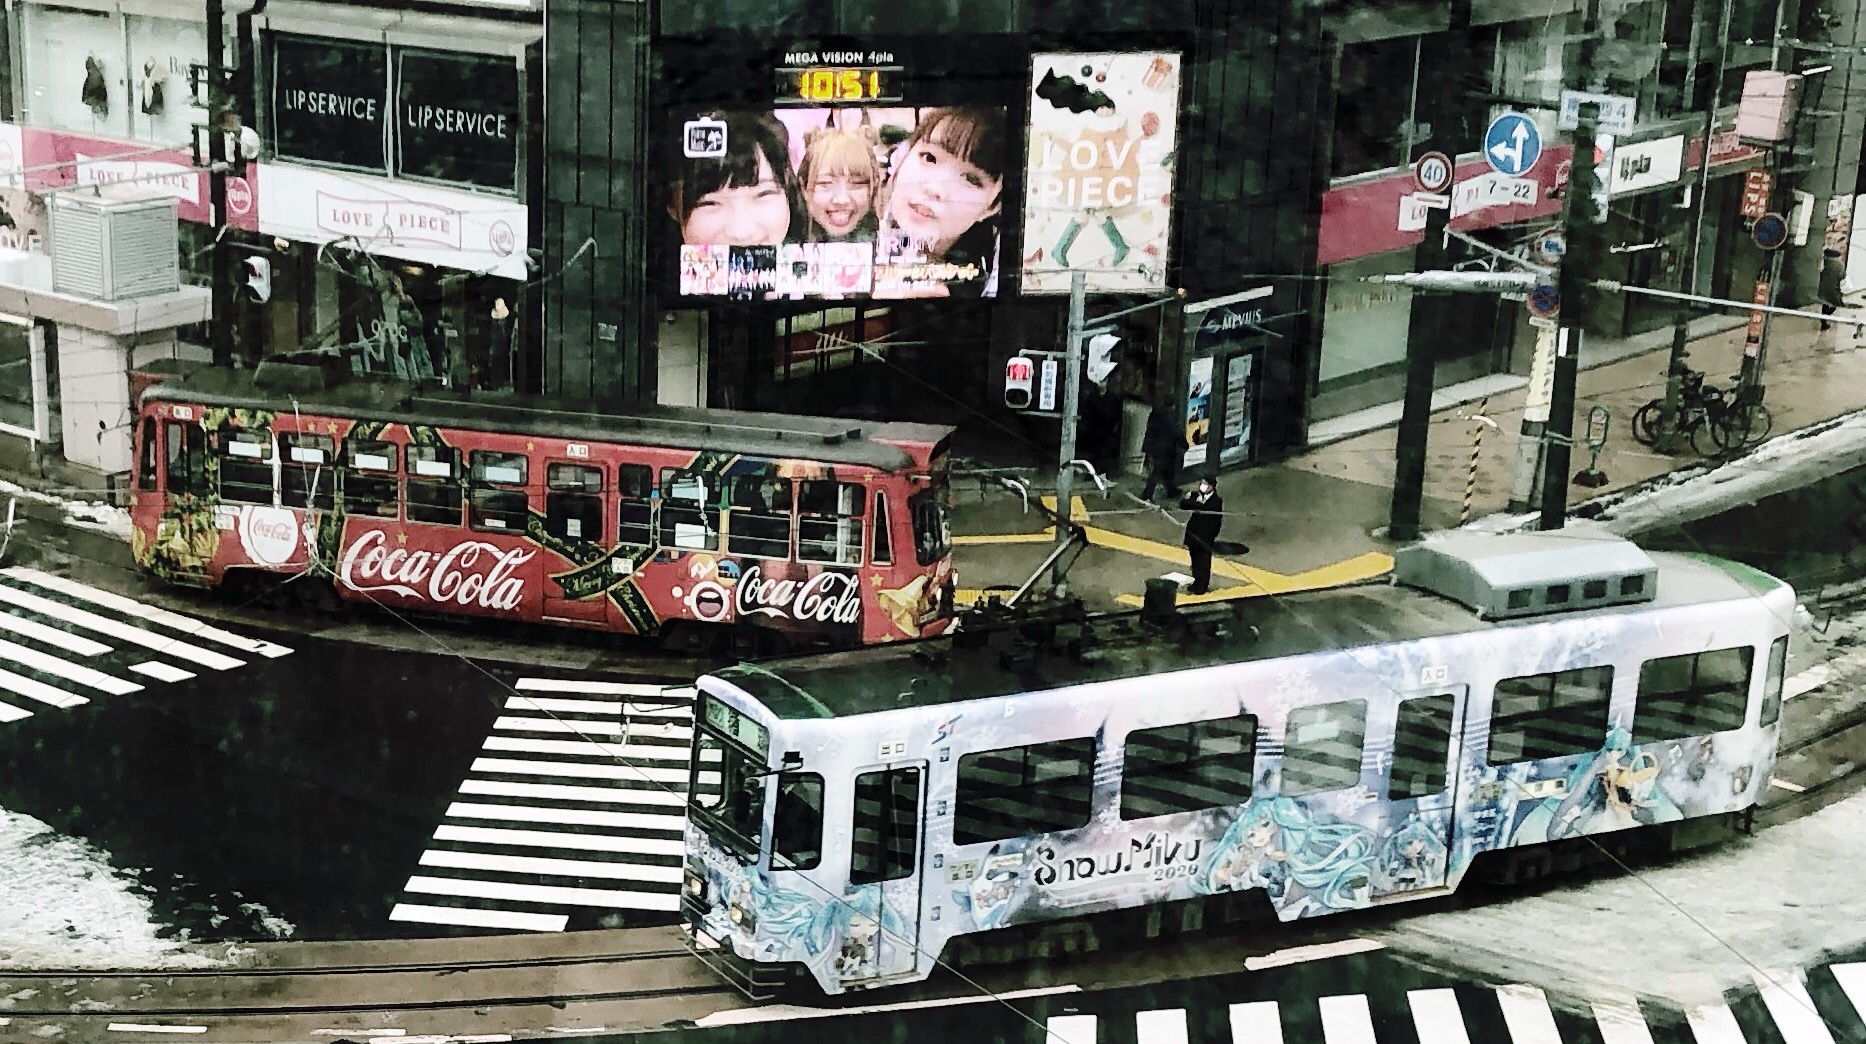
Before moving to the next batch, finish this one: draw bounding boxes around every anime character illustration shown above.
[831,885,909,980]
[1510,727,1683,844]
[1197,797,1374,916]
[954,841,1029,932]
[1372,814,1448,895]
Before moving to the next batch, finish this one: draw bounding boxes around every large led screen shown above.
[670,106,1007,300]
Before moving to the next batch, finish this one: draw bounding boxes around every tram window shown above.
[165,422,206,497]
[871,492,893,566]
[405,445,463,526]
[1389,694,1455,799]
[771,772,824,872]
[726,475,793,559]
[1761,637,1787,727]
[341,440,400,519]
[798,480,863,566]
[908,488,951,567]
[1121,713,1256,820]
[659,469,719,551]
[1488,665,1613,765]
[952,738,1094,846]
[216,427,275,505]
[851,766,921,884]
[278,433,336,511]
[137,419,158,492]
[617,463,654,547]
[546,463,605,542]
[1635,647,1753,744]
[1281,699,1367,796]
[469,450,531,532]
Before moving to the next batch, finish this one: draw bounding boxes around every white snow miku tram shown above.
[678,528,1794,997]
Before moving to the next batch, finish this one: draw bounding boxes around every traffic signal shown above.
[241,255,272,303]
[1004,354,1035,409]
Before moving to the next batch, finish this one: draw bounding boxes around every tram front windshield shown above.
[691,698,770,860]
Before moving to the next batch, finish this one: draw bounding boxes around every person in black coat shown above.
[1181,478,1223,595]
[1141,398,1185,500]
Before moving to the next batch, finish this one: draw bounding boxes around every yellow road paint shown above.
[1113,550,1395,607]
[953,530,1056,546]
[1039,495,1092,522]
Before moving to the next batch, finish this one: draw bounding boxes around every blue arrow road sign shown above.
[1484,113,1542,177]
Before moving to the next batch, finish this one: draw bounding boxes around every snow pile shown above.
[0,807,220,970]
[0,478,132,542]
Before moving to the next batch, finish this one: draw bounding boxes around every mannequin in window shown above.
[139,60,165,117]
[82,56,109,118]
[487,297,514,390]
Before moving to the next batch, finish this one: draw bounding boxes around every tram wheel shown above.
[659,620,723,656]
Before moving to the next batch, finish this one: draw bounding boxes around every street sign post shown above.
[1484,113,1542,177]
[1413,151,1454,194]
[1528,279,1561,319]
[1533,227,1568,265]
[1752,212,1788,251]
[1558,90,1637,135]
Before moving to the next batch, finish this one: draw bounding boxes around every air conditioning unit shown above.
[47,189,180,301]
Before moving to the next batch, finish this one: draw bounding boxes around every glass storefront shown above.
[17,4,207,147]
[0,314,54,443]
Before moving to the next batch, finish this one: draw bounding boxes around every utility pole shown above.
[1052,269,1086,591]
[1388,202,1448,542]
[206,0,232,369]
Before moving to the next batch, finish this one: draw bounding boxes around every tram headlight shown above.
[683,866,708,903]
[728,901,757,933]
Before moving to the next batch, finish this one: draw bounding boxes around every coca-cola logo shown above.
[734,565,861,625]
[338,528,534,611]
[239,506,301,566]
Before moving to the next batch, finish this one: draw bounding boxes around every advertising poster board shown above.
[1021,52,1180,294]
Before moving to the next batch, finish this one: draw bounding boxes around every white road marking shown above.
[543,1029,610,1037]
[1755,971,1837,1044]
[1244,938,1386,971]
[1137,1008,1189,1044]
[1592,994,1657,1044]
[516,678,686,697]
[467,757,698,791]
[1772,777,1808,793]
[432,824,685,857]
[457,777,686,806]
[1407,989,1471,1044]
[418,848,685,883]
[0,583,244,669]
[1318,995,1376,1044]
[694,986,1080,1027]
[1229,1000,1284,1044]
[1785,666,1828,699]
[387,903,567,933]
[403,875,681,911]
[493,716,631,736]
[0,667,88,709]
[1683,1001,1748,1044]
[1494,984,1563,1044]
[0,611,112,656]
[0,700,31,722]
[106,1025,208,1034]
[129,662,196,683]
[3,567,291,657]
[506,695,693,719]
[311,1032,405,1038]
[446,801,683,832]
[1829,962,1866,1022]
[481,735,696,760]
[1044,1015,1098,1044]
[0,636,142,694]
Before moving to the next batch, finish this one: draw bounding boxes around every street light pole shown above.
[1052,269,1087,592]
[207,0,232,369]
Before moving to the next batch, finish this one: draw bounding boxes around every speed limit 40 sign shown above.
[1413,151,1454,194]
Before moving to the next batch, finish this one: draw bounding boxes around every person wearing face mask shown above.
[798,128,880,243]
[668,112,800,248]
[1180,478,1224,596]
[876,106,1006,298]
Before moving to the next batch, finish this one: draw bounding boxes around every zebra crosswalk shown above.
[1042,963,1866,1044]
[388,676,703,934]
[0,566,291,724]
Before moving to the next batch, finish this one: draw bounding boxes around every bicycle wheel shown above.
[1689,413,1727,457]
[1631,400,1665,447]
[1709,403,1752,453]
[1745,403,1774,445]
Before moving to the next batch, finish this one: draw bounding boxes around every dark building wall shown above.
[542,0,652,405]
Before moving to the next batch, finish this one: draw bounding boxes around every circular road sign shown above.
[1484,112,1543,177]
[1413,151,1454,194]
[1528,280,1561,319]
[1533,227,1568,265]
[1752,212,1789,251]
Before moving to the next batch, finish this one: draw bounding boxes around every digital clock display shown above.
[776,66,903,105]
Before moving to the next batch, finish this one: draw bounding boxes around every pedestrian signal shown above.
[1004,355,1035,409]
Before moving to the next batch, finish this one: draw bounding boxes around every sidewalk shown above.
[949,307,1866,612]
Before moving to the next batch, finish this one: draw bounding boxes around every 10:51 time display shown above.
[775,66,903,105]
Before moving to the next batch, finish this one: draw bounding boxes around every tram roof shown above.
[138,361,952,471]
[708,551,1783,720]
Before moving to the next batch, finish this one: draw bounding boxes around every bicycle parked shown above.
[1629,365,1774,456]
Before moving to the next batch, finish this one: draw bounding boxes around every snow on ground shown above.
[0,478,131,542]
[0,807,220,970]
[1374,785,1866,1011]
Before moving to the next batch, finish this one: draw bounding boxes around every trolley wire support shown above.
[1460,399,1498,526]
[1573,405,1611,488]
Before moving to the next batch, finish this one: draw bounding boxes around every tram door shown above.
[1373,686,1465,898]
[841,760,925,984]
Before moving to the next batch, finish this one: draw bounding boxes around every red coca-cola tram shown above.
[128,362,958,651]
